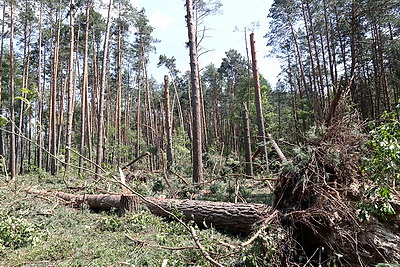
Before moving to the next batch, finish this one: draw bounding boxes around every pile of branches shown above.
[272,113,400,266]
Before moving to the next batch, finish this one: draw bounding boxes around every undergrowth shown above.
[359,108,400,221]
[0,169,277,266]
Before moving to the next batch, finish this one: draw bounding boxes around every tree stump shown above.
[118,194,141,216]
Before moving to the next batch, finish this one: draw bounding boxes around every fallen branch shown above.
[190,226,225,267]
[122,152,150,170]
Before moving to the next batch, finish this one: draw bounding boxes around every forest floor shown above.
[0,171,274,266]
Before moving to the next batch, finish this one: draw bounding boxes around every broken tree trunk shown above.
[51,191,272,234]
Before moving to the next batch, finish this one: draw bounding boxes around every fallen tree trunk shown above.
[145,197,271,233]
[48,191,272,234]
[27,182,400,266]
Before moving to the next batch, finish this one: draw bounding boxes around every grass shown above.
[0,169,275,266]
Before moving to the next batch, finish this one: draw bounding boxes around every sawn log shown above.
[54,192,272,233]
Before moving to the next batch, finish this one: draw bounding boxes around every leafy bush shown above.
[0,213,46,253]
[97,216,123,232]
[360,108,400,220]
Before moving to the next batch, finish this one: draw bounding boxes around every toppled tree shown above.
[273,112,400,266]
[28,112,400,266]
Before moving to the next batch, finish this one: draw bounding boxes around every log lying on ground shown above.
[51,191,272,234]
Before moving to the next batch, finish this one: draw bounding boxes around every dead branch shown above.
[189,226,224,267]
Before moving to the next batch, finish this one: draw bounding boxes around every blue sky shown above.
[133,0,280,87]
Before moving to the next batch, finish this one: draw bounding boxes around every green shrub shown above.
[0,213,46,253]
[360,108,400,220]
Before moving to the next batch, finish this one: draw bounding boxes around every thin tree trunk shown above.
[306,2,326,114]
[136,70,141,158]
[0,2,6,156]
[288,18,306,100]
[186,0,203,183]
[36,0,43,170]
[170,75,184,130]
[164,75,173,168]
[79,0,91,174]
[18,2,31,175]
[115,4,123,166]
[242,104,253,178]
[323,0,336,88]
[65,0,75,172]
[302,3,321,123]
[57,77,67,159]
[95,0,113,179]
[49,3,62,175]
[250,32,269,172]
[9,0,17,178]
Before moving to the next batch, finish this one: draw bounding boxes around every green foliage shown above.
[1,175,272,266]
[0,212,46,254]
[360,108,400,220]
[97,215,123,232]
[0,116,8,127]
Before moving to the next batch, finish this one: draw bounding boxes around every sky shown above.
[132,0,280,88]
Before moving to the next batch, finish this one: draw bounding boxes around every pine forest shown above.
[0,0,399,266]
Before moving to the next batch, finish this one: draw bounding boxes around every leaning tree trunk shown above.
[250,33,269,172]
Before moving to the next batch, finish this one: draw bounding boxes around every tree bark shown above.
[28,189,400,265]
[65,0,75,172]
[51,192,272,234]
[242,104,253,178]
[48,2,62,175]
[186,0,203,183]
[164,75,173,168]
[36,0,43,170]
[95,0,113,179]
[115,4,123,166]
[250,32,269,171]
[9,0,17,178]
[79,0,91,174]
[0,2,6,157]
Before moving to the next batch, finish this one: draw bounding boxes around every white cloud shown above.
[130,0,142,8]
[148,10,174,30]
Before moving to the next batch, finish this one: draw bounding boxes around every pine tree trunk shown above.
[242,105,253,178]
[301,4,321,123]
[164,75,173,168]
[36,1,43,170]
[65,0,75,172]
[79,0,91,174]
[95,0,113,179]
[0,2,6,157]
[52,192,272,234]
[49,3,62,175]
[115,5,123,166]
[9,0,17,178]
[186,0,203,183]
[250,33,268,171]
